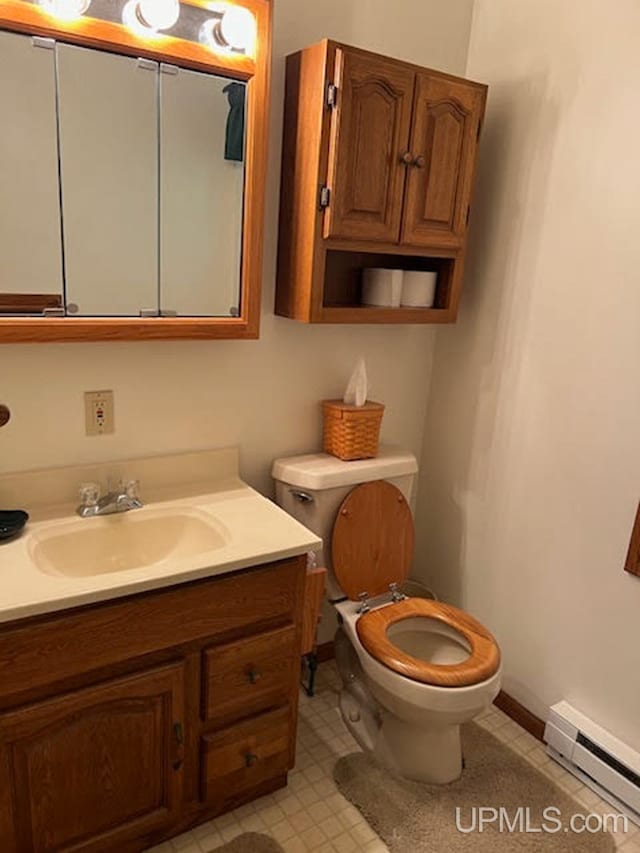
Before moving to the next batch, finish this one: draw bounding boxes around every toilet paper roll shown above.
[401,271,438,308]
[361,268,403,308]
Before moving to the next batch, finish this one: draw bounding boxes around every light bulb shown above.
[219,6,256,51]
[138,0,180,30]
[200,5,256,53]
[39,0,91,21]
[123,0,180,34]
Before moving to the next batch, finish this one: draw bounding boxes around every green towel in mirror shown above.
[223,82,246,163]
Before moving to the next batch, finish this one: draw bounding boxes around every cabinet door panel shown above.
[324,49,414,243]
[402,73,485,248]
[57,45,158,317]
[0,663,184,853]
[0,31,63,311]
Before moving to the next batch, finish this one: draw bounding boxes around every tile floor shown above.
[146,662,640,853]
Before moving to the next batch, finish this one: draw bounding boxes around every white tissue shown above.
[343,358,368,407]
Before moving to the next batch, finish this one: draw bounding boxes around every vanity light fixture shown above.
[39,0,91,21]
[122,0,180,34]
[199,5,256,54]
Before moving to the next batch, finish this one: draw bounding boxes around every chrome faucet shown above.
[77,480,143,518]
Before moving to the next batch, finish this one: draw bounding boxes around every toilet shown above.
[272,447,502,784]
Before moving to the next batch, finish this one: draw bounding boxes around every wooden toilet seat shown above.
[331,480,500,687]
[356,598,501,687]
[331,480,414,601]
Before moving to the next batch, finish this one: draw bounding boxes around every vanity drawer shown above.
[201,707,291,802]
[0,557,304,708]
[203,625,297,724]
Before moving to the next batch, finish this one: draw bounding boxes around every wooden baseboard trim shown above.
[313,640,545,742]
[316,640,335,663]
[494,690,545,742]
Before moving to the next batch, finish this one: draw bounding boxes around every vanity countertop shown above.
[0,449,321,625]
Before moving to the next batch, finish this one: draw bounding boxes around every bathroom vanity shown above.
[0,449,320,852]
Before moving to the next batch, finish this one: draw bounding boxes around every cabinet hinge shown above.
[319,185,331,209]
[477,121,483,141]
[137,58,157,72]
[32,37,55,51]
[326,83,338,109]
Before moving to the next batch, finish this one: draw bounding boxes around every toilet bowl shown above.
[272,448,502,784]
[335,595,501,783]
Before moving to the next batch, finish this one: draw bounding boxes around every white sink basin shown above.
[29,507,229,578]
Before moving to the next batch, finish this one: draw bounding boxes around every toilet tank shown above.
[272,447,418,602]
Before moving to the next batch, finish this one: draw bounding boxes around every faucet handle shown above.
[123,479,140,500]
[79,482,100,508]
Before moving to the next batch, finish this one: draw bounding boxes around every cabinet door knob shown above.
[399,151,413,165]
[412,155,426,169]
[247,668,262,684]
[173,721,184,746]
[245,752,259,768]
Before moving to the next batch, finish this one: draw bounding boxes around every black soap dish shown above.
[0,510,29,542]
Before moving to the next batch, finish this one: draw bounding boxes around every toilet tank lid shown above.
[271,446,418,491]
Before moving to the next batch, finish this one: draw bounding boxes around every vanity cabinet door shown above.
[324,48,415,243]
[0,662,184,853]
[401,72,485,249]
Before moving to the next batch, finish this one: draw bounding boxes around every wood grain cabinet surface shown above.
[276,40,487,325]
[0,556,306,852]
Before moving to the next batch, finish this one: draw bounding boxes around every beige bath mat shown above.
[334,723,618,851]
[208,832,285,853]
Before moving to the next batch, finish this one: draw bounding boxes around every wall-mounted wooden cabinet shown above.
[276,41,487,324]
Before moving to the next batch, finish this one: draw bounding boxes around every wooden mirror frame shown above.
[625,502,640,577]
[0,0,271,342]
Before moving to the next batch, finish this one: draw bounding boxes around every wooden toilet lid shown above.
[357,598,501,687]
[331,480,414,601]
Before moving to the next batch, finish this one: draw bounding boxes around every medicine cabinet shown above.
[0,0,271,342]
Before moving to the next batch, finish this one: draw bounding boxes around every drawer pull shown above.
[174,721,184,746]
[247,668,262,684]
[244,752,259,768]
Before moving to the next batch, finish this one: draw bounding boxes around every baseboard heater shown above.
[545,701,640,826]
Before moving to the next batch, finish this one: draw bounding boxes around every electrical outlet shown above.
[84,390,115,436]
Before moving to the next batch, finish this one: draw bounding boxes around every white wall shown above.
[0,1,474,498]
[415,0,640,749]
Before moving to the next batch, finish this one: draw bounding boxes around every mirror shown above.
[0,31,63,314]
[0,31,246,319]
[160,65,245,317]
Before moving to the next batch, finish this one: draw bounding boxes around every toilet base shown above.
[338,684,464,784]
[374,712,463,784]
